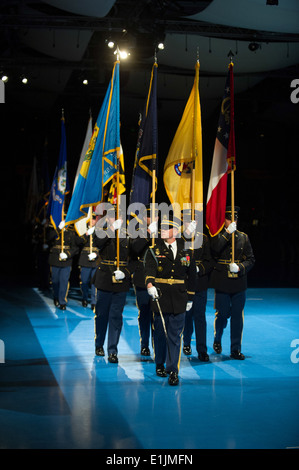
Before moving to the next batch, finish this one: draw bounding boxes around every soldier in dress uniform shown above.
[77,212,99,311]
[47,221,79,310]
[145,213,196,386]
[182,209,214,361]
[129,205,159,356]
[92,206,131,363]
[209,206,255,359]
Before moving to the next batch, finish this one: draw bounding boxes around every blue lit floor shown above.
[0,285,299,450]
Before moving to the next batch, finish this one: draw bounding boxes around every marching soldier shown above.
[209,206,255,359]
[47,221,79,310]
[145,213,196,386]
[182,210,214,361]
[92,206,131,363]
[129,205,159,356]
[77,213,99,311]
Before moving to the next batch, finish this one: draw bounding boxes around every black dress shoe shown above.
[183,345,192,355]
[95,347,105,356]
[168,371,179,386]
[59,304,66,310]
[54,298,59,307]
[230,351,245,360]
[156,364,167,377]
[198,351,210,362]
[141,347,150,356]
[213,342,222,354]
[108,353,118,364]
[82,300,88,307]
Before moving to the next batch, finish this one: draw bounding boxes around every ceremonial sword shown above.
[153,292,172,363]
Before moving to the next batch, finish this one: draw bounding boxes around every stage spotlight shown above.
[154,31,165,52]
[120,50,129,59]
[248,42,260,52]
[21,76,28,84]
[1,75,8,82]
[114,49,130,59]
[82,79,88,85]
[105,38,115,49]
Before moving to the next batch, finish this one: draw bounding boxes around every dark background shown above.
[1,0,299,289]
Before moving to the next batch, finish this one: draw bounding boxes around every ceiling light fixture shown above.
[248,42,260,52]
[106,38,115,49]
[154,29,166,52]
[114,49,130,60]
[120,50,129,59]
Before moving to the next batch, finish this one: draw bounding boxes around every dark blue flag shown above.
[129,62,158,211]
[47,115,68,230]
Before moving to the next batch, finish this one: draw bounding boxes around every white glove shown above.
[87,226,95,236]
[226,221,236,234]
[147,286,159,299]
[59,252,68,261]
[187,220,197,234]
[148,221,158,235]
[229,262,239,273]
[186,301,193,312]
[113,269,125,280]
[58,220,65,230]
[88,252,97,261]
[112,219,122,231]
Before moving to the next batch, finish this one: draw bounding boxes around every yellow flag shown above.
[163,62,203,214]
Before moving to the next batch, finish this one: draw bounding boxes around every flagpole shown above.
[150,55,158,249]
[191,57,200,250]
[116,148,120,271]
[229,60,235,264]
[90,230,93,253]
[115,49,120,273]
[150,167,156,249]
[231,169,235,263]
[61,201,65,254]
[60,108,65,255]
[89,208,93,255]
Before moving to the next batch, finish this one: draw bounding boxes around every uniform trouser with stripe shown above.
[214,290,246,353]
[135,286,153,349]
[95,290,127,355]
[80,267,97,304]
[153,311,185,374]
[183,290,208,353]
[51,266,71,306]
